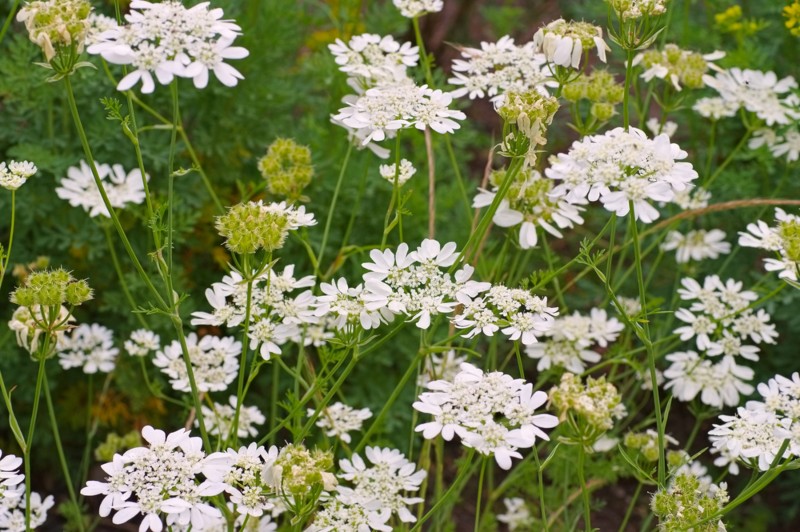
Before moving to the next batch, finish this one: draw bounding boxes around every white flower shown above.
[672,186,711,210]
[646,118,678,138]
[379,159,416,186]
[124,329,161,357]
[337,447,426,523]
[87,0,249,93]
[315,278,390,331]
[152,332,240,393]
[770,129,800,162]
[693,96,739,120]
[0,490,54,530]
[738,208,800,282]
[497,497,535,531]
[204,443,276,518]
[663,352,754,408]
[80,425,231,532]
[329,33,418,87]
[546,127,698,223]
[0,450,24,505]
[661,229,730,263]
[201,396,265,439]
[703,68,799,126]
[306,498,391,532]
[57,323,119,374]
[55,160,147,217]
[413,363,558,469]
[392,0,443,18]
[8,304,74,355]
[448,35,554,100]
[0,160,37,191]
[533,19,609,69]
[417,350,466,387]
[473,167,585,249]
[310,402,372,444]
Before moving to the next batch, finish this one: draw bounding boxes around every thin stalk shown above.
[0,191,16,293]
[43,375,84,532]
[270,361,280,444]
[171,319,211,450]
[618,482,642,532]
[24,355,47,531]
[411,450,477,532]
[425,127,436,238]
[317,142,352,275]
[412,16,433,83]
[102,225,148,328]
[534,451,549,531]
[703,128,752,188]
[229,260,255,446]
[629,204,665,486]
[623,49,635,129]
[474,457,488,532]
[577,445,591,531]
[444,136,473,221]
[166,82,180,295]
[297,350,360,441]
[0,0,21,46]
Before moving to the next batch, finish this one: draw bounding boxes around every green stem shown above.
[24,355,47,531]
[474,457,488,532]
[297,349,360,441]
[171,319,211,450]
[229,260,255,446]
[629,204,665,486]
[43,374,84,531]
[618,482,642,532]
[0,190,16,293]
[534,451,549,531]
[623,49,635,130]
[411,450,477,532]
[577,445,591,532]
[703,128,752,188]
[317,142,353,275]
[102,225,148,328]
[412,16,433,84]
[0,0,21,46]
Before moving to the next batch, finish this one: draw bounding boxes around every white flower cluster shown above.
[201,395,266,439]
[392,0,443,19]
[359,239,493,330]
[752,126,800,163]
[739,208,800,282]
[672,185,711,210]
[454,284,559,345]
[533,19,609,70]
[497,497,535,531]
[546,127,698,223]
[82,426,232,531]
[525,308,623,373]
[328,34,418,89]
[124,329,161,357]
[55,160,147,218]
[0,450,53,530]
[692,96,740,120]
[153,332,241,393]
[87,0,249,93]
[473,167,585,249]
[310,402,372,444]
[57,323,119,374]
[633,45,724,91]
[664,275,778,408]
[661,229,731,263]
[418,350,466,387]
[703,68,799,126]
[192,264,323,359]
[8,304,74,355]
[607,0,668,20]
[331,32,464,148]
[379,159,416,186]
[334,447,426,525]
[448,35,553,101]
[709,372,800,471]
[0,160,36,191]
[413,363,558,469]
[549,372,627,432]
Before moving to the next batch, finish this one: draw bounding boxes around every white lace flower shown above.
[448,35,554,100]
[546,127,698,223]
[0,489,54,530]
[533,19,609,69]
[57,323,119,374]
[310,402,372,444]
[739,208,800,282]
[124,329,161,357]
[497,497,535,531]
[81,426,231,532]
[329,33,418,87]
[663,352,754,408]
[392,0,443,18]
[87,0,249,93]
[201,396,265,439]
[152,332,240,393]
[0,160,37,191]
[55,160,147,217]
[693,96,739,120]
[661,229,730,263]
[379,159,416,186]
[703,68,799,126]
[413,363,558,469]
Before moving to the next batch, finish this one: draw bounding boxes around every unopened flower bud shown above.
[258,138,314,202]
[590,102,615,122]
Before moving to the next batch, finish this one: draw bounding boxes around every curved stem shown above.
[410,450,477,532]
[0,190,16,293]
[24,355,47,531]
[317,142,352,275]
[102,225,148,328]
[474,457,488,532]
[577,445,591,531]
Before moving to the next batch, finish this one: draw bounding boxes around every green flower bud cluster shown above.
[779,219,800,263]
[490,168,560,223]
[563,70,624,122]
[550,373,626,431]
[267,444,336,499]
[16,0,92,61]
[624,430,678,462]
[606,0,667,21]
[10,268,92,308]
[638,45,712,90]
[651,471,729,531]
[94,430,142,462]
[215,201,290,255]
[497,91,560,127]
[258,138,314,202]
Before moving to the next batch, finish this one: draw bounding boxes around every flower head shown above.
[57,323,118,374]
[533,19,610,69]
[0,160,37,191]
[258,138,314,202]
[152,332,241,393]
[55,160,147,218]
[17,0,92,61]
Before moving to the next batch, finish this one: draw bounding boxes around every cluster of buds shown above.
[651,470,729,531]
[0,160,37,191]
[607,0,668,20]
[563,70,625,124]
[624,430,678,462]
[496,90,560,165]
[634,44,724,91]
[215,200,315,255]
[549,373,626,444]
[264,443,336,512]
[16,0,92,63]
[8,268,91,357]
[258,138,314,203]
[606,0,668,51]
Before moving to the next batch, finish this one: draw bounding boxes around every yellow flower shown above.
[784,1,800,36]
